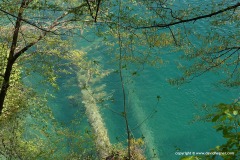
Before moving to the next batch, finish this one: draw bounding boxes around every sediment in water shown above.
[127,82,160,159]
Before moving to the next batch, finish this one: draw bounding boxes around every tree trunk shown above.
[0,0,28,115]
[0,61,14,114]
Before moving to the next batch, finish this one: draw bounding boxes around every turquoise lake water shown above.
[24,1,239,159]
[37,39,239,160]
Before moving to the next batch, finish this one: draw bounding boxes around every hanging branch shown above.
[117,0,131,159]
[190,48,240,80]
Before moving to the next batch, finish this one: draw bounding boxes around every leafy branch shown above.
[189,47,240,81]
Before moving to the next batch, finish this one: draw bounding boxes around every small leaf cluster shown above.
[206,102,240,160]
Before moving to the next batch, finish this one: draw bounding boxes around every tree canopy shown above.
[0,0,239,159]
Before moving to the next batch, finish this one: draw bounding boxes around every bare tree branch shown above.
[13,12,69,61]
[137,2,240,29]
[212,47,240,60]
[0,8,53,33]
[94,0,101,22]
[85,0,95,19]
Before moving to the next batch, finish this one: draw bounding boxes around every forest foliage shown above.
[0,0,239,159]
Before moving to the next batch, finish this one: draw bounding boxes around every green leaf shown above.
[233,110,238,116]
[223,128,228,136]
[215,126,223,132]
[220,115,227,121]
[131,71,137,76]
[212,115,220,122]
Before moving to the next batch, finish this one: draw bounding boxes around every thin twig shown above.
[190,48,239,80]
[85,0,95,19]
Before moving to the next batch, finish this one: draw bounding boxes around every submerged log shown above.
[77,70,111,159]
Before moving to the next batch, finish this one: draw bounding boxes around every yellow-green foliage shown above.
[0,42,97,159]
[0,88,97,159]
[0,44,27,120]
[107,138,146,160]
